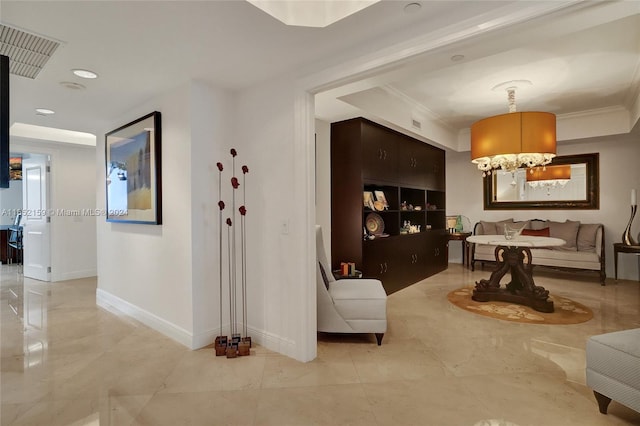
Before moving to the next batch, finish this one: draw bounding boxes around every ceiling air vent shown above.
[0,24,61,79]
[411,119,422,129]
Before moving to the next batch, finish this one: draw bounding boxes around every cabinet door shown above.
[424,147,445,190]
[363,238,390,281]
[398,140,429,187]
[361,122,398,182]
[363,237,405,293]
[425,231,449,275]
[399,233,429,284]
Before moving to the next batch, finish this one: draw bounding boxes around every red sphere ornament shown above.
[242,165,249,174]
[230,148,237,157]
[239,206,247,216]
[231,177,240,189]
[216,162,223,171]
[226,218,232,226]
[218,200,225,210]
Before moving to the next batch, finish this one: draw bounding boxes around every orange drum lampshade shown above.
[471,111,556,175]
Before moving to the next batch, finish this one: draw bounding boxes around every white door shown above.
[22,154,51,281]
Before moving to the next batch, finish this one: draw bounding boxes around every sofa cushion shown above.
[529,219,548,230]
[548,220,580,251]
[578,223,600,252]
[521,227,550,237]
[479,219,513,235]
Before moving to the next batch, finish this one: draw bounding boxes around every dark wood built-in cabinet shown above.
[331,117,447,294]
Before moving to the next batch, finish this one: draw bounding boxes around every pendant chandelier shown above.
[526,164,571,189]
[471,85,556,176]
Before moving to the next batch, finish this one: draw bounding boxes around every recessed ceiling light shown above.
[60,81,86,90]
[35,108,55,115]
[451,54,465,62]
[72,69,98,79]
[404,2,421,14]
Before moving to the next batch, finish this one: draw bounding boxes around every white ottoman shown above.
[586,329,640,414]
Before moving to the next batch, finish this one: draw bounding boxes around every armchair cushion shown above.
[329,279,387,321]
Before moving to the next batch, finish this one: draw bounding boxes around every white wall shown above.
[189,81,234,347]
[10,138,97,281]
[97,82,196,345]
[315,119,331,260]
[235,76,316,361]
[96,81,236,349]
[446,135,640,280]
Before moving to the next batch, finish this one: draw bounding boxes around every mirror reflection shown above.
[494,163,587,202]
[483,153,599,210]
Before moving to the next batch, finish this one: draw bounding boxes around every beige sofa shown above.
[471,219,606,285]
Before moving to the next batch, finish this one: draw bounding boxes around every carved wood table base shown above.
[472,245,554,313]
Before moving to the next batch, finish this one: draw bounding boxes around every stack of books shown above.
[340,262,356,276]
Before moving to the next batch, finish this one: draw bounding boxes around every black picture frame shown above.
[105,111,162,224]
[0,55,10,189]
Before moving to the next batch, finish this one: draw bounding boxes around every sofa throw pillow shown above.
[548,220,580,251]
[479,219,513,235]
[318,262,330,289]
[512,220,531,232]
[521,227,550,237]
[529,219,548,230]
[578,223,600,252]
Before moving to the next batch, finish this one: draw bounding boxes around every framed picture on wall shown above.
[105,111,162,224]
[9,157,22,180]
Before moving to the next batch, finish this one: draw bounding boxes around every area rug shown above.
[447,287,593,324]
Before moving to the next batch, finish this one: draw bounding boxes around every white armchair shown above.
[316,225,387,345]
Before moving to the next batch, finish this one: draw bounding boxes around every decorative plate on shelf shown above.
[373,200,385,211]
[365,213,385,235]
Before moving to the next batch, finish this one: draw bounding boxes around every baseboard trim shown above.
[96,289,296,354]
[53,269,97,282]
[194,323,296,355]
[96,288,193,349]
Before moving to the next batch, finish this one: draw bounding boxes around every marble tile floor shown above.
[1,263,640,426]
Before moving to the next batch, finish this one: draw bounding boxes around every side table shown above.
[448,232,472,267]
[613,243,640,281]
[332,270,363,280]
